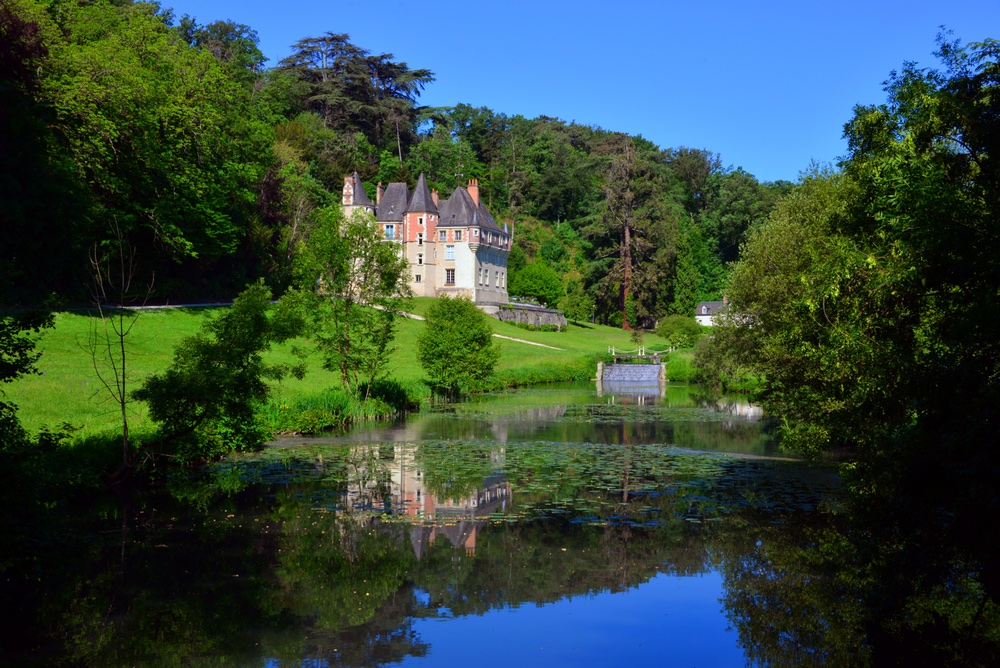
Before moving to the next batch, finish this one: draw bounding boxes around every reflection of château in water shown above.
[342,444,510,558]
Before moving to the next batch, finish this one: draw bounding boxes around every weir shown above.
[596,350,668,400]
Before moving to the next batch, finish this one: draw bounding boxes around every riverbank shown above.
[9,299,685,439]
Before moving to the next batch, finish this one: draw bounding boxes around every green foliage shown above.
[0,309,52,446]
[701,167,778,264]
[43,0,272,264]
[584,135,682,327]
[405,127,483,193]
[655,315,704,348]
[263,387,397,434]
[417,296,500,397]
[292,208,412,395]
[670,220,725,315]
[704,35,1000,579]
[133,282,303,461]
[276,32,433,159]
[559,279,595,322]
[509,261,563,307]
[703,169,860,455]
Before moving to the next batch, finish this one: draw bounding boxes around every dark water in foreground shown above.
[11,382,995,666]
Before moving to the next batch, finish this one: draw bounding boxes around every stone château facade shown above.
[342,172,511,304]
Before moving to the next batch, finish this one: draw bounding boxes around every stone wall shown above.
[480,303,568,329]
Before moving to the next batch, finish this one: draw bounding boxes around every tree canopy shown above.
[417,297,500,397]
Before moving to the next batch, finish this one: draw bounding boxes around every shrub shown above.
[417,296,499,398]
[655,315,705,348]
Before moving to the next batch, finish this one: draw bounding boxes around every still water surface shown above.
[22,382,852,666]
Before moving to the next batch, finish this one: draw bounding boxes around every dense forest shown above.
[1,0,789,327]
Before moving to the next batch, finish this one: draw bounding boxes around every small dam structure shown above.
[596,347,670,401]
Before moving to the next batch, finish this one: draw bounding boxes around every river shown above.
[10,381,991,665]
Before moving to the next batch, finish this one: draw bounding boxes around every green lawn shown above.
[9,302,678,437]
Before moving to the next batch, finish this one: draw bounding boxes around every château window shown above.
[417,253,423,265]
[495,270,499,287]
[417,232,424,246]
[455,230,462,241]
[439,230,447,241]
[445,268,455,285]
[473,229,479,238]
[445,245,455,260]
[418,216,424,226]
[384,224,395,240]
[414,274,422,283]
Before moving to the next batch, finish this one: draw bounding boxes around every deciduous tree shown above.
[417,296,499,398]
[293,208,412,396]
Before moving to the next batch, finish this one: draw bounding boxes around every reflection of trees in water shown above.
[18,432,1000,666]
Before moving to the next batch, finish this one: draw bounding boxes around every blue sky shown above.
[161,0,998,183]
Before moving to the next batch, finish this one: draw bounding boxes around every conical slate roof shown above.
[405,173,438,214]
[437,186,504,232]
[376,182,410,222]
[350,171,373,207]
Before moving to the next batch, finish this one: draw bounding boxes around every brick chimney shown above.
[467,179,479,206]
[376,182,384,205]
[431,189,439,206]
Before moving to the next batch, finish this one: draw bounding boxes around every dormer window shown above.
[702,306,708,315]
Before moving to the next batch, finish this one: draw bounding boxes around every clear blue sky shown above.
[161,0,997,183]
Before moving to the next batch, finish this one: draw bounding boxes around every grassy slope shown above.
[10,300,676,437]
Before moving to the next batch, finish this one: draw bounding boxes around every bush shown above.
[655,315,705,348]
[509,262,563,308]
[263,387,403,435]
[514,322,563,332]
[418,296,500,398]
[358,378,426,412]
[133,283,303,462]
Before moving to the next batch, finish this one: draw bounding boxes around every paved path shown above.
[491,334,564,350]
[400,311,564,350]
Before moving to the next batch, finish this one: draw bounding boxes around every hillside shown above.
[10,303,677,438]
